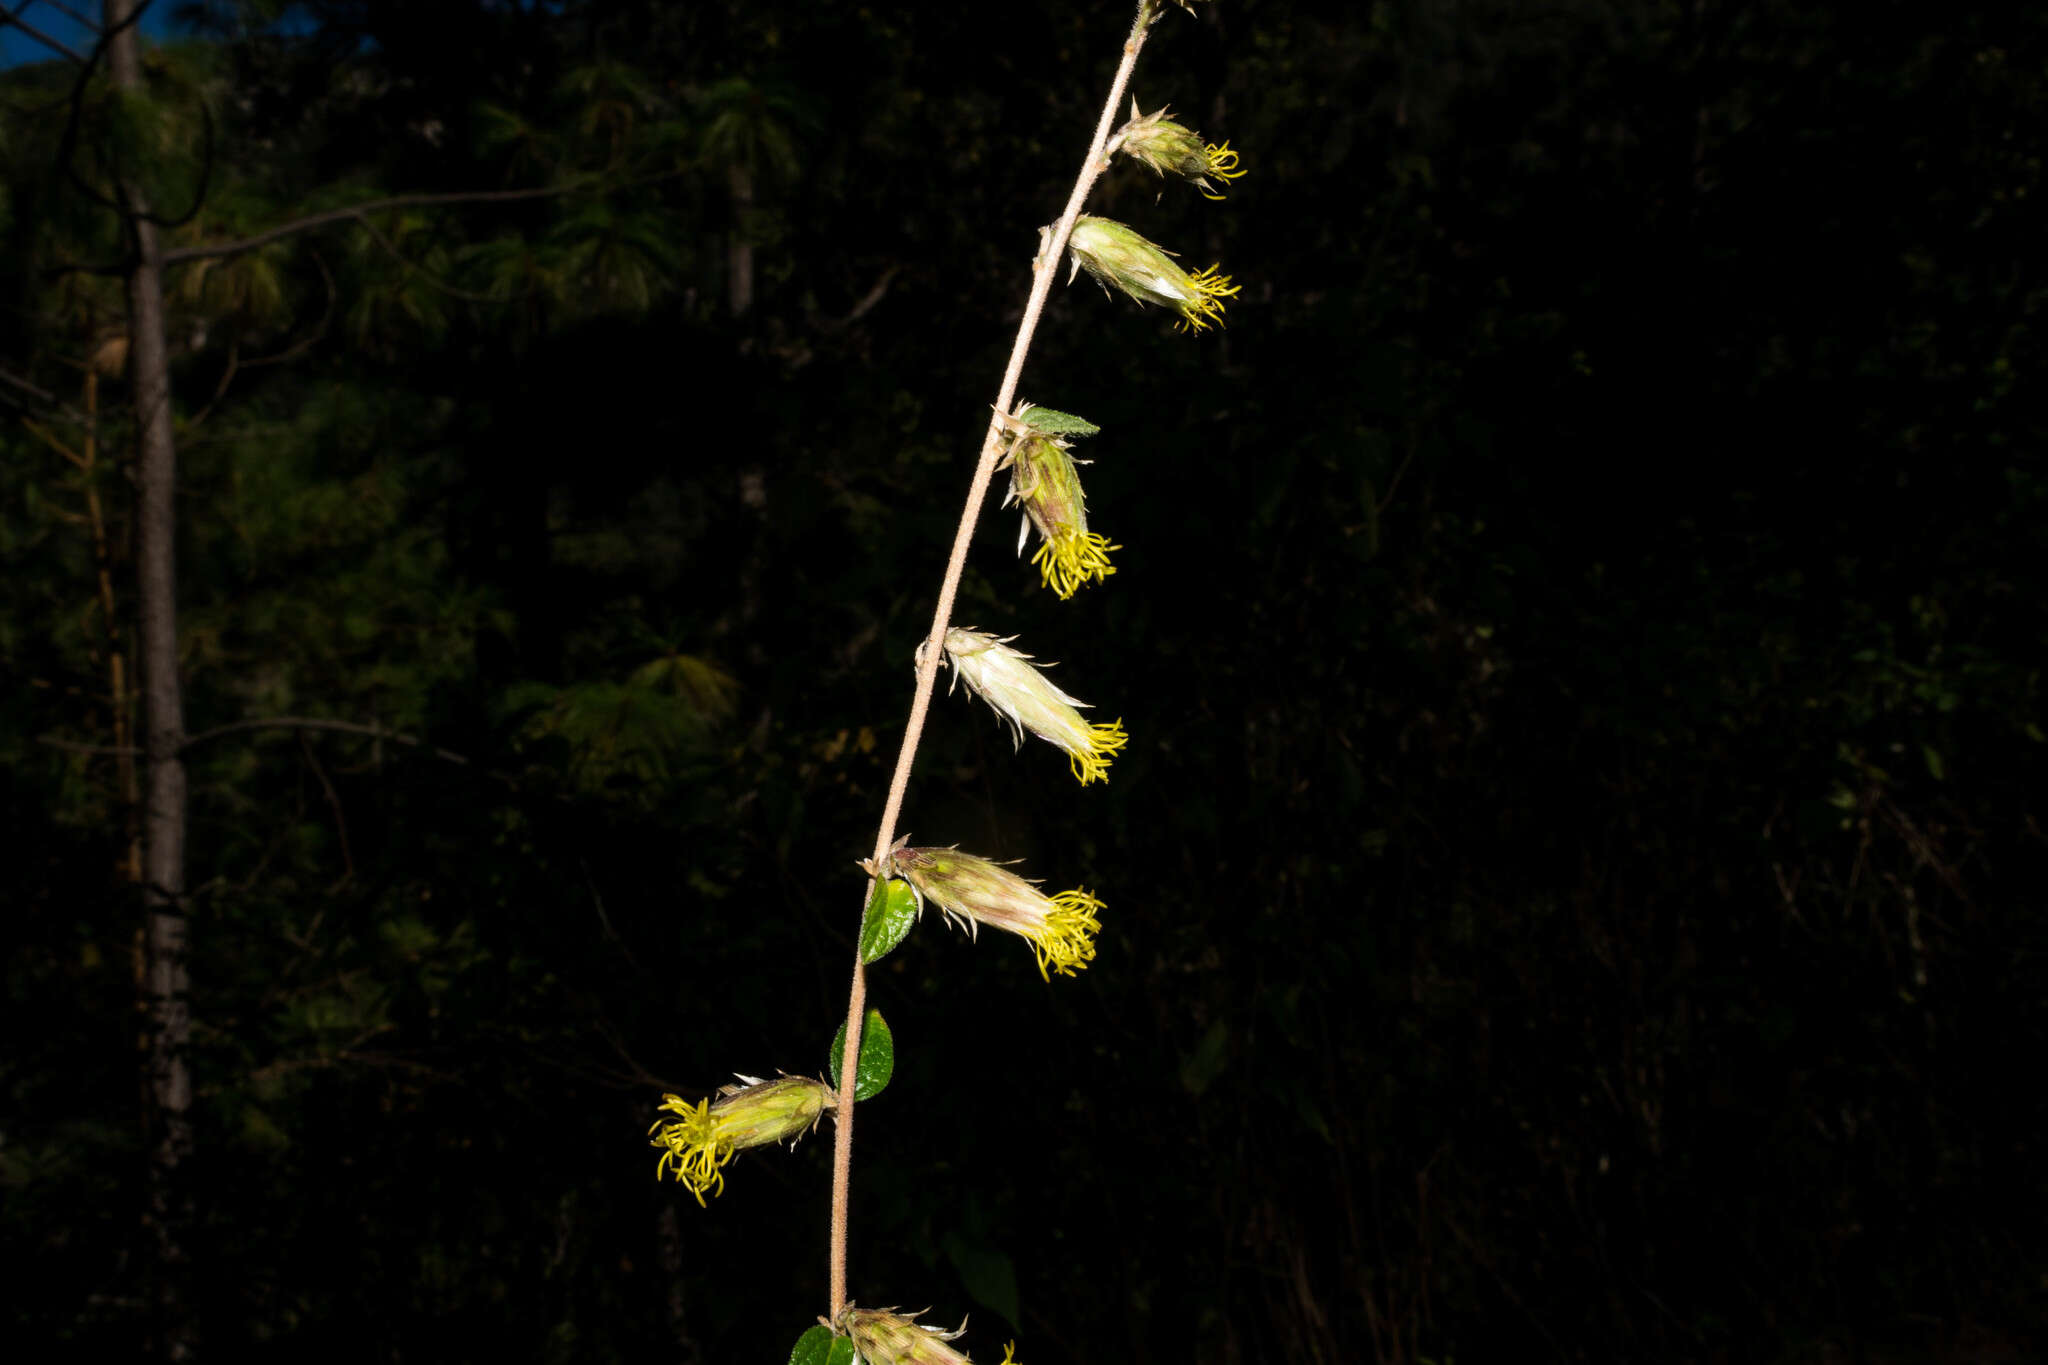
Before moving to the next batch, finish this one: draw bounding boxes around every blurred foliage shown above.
[3,0,2045,1362]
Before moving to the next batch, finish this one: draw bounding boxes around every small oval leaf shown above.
[826,1339,856,1365]
[859,878,920,964]
[1017,404,1100,437]
[789,1325,837,1365]
[827,1008,895,1102]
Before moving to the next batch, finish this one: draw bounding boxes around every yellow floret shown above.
[1069,718,1128,785]
[1033,529,1119,599]
[1176,266,1240,333]
[1030,890,1105,979]
[648,1096,733,1205]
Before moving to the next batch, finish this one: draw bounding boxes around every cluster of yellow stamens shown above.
[1175,265,1241,332]
[648,1096,732,1206]
[1030,890,1106,979]
[1198,140,1247,199]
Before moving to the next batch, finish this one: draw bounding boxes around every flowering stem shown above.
[826,0,1159,1322]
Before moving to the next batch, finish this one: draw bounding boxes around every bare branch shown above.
[160,182,607,268]
[1,7,89,64]
[347,210,506,303]
[40,0,102,33]
[240,251,338,368]
[182,717,473,765]
[180,337,237,431]
[0,363,92,427]
[52,0,158,224]
[21,416,86,467]
[297,730,355,887]
[38,735,135,755]
[810,264,900,334]
[40,716,474,767]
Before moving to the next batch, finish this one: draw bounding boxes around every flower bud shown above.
[838,1306,1018,1365]
[875,841,1103,979]
[1109,100,1247,199]
[1066,215,1239,332]
[1000,405,1116,599]
[648,1073,835,1205]
[934,627,1126,784]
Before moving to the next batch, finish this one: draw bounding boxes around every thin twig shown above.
[240,251,338,368]
[38,715,474,766]
[0,8,88,64]
[825,0,1159,1323]
[157,170,686,268]
[183,716,473,764]
[297,729,355,888]
[346,209,507,303]
[40,0,103,33]
[0,363,92,427]
[51,0,155,223]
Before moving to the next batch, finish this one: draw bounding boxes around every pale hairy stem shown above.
[827,0,1160,1323]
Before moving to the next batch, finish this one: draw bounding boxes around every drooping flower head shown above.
[1067,215,1239,333]
[1000,404,1117,599]
[871,841,1103,979]
[930,627,1126,783]
[1109,100,1247,199]
[648,1072,835,1205]
[837,1306,1020,1365]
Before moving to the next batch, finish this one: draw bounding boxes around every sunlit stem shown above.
[826,0,1160,1322]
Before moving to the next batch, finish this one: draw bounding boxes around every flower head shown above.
[931,627,1126,783]
[872,842,1103,979]
[1000,405,1117,598]
[838,1306,1020,1365]
[1110,100,1247,199]
[1067,215,1239,332]
[648,1072,835,1205]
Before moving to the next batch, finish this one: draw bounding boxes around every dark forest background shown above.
[3,1,2043,1361]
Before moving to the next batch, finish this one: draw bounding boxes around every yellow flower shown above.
[1067,215,1239,333]
[934,627,1126,783]
[999,405,1117,598]
[838,1306,1021,1365]
[876,842,1103,979]
[1109,100,1248,199]
[647,1073,834,1205]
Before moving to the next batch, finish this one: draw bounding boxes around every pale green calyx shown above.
[930,627,1127,783]
[1066,215,1239,332]
[647,1073,835,1205]
[871,841,1104,979]
[1108,100,1247,199]
[838,1306,1019,1365]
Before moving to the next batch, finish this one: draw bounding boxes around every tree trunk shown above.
[726,162,754,318]
[106,1,195,1356]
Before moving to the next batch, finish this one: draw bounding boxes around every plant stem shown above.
[826,0,1159,1324]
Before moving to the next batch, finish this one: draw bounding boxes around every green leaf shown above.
[788,1325,853,1365]
[790,1326,839,1365]
[1017,404,1100,437]
[827,1008,895,1102]
[858,878,919,964]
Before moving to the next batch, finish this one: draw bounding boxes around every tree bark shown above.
[105,1,195,1356]
[726,162,754,318]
